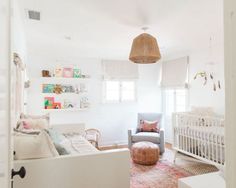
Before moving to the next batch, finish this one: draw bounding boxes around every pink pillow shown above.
[23,121,31,129]
[138,120,160,133]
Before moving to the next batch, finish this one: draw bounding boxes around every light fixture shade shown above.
[129,33,161,64]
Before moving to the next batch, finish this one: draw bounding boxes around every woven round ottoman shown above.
[131,141,159,165]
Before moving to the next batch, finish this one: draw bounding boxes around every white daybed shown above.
[13,124,130,188]
[178,172,225,188]
[173,112,225,167]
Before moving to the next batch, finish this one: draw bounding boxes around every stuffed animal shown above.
[53,84,63,94]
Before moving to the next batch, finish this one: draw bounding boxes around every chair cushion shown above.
[132,132,160,144]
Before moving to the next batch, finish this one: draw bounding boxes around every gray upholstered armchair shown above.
[128,113,165,154]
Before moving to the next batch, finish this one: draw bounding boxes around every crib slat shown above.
[172,112,224,167]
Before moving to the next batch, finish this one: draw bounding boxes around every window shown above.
[163,89,188,116]
[104,80,136,103]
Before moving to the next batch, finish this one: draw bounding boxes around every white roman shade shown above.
[161,56,189,88]
[102,60,139,80]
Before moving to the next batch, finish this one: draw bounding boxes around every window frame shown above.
[162,88,189,116]
[102,79,137,104]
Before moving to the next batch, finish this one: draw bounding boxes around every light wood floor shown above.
[99,142,172,150]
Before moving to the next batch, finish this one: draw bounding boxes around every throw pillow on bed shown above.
[46,129,70,155]
[17,113,50,130]
[138,120,160,133]
[20,113,50,122]
[17,118,49,130]
[14,130,59,160]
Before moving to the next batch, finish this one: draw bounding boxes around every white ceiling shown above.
[18,0,224,60]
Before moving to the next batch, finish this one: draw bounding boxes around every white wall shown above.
[188,45,225,115]
[162,44,225,143]
[12,0,28,115]
[164,44,225,115]
[12,0,27,63]
[26,56,162,146]
[27,44,225,146]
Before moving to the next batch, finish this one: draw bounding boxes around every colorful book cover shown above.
[73,68,81,78]
[61,85,75,93]
[53,102,61,109]
[42,84,54,93]
[63,67,73,78]
[44,97,54,109]
[54,67,63,77]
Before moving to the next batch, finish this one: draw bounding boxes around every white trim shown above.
[224,0,236,186]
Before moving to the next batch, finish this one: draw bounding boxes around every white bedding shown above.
[61,135,98,155]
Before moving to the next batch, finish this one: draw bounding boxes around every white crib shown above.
[172,112,225,167]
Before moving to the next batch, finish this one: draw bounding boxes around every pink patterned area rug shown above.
[130,159,192,188]
[130,148,218,188]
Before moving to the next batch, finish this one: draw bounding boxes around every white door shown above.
[0,0,11,187]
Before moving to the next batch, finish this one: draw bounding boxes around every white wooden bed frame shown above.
[13,124,130,188]
[172,113,225,168]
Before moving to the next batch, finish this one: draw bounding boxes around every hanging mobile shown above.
[204,75,207,85]
[218,80,221,89]
[213,83,216,91]
[210,73,214,80]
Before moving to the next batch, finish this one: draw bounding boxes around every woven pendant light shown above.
[129,28,161,64]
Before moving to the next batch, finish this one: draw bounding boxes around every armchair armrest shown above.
[159,128,165,154]
[128,128,136,136]
[128,128,136,149]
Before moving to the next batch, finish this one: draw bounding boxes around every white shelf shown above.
[42,92,87,96]
[40,77,90,82]
[42,108,89,112]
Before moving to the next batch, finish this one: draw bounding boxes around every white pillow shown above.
[17,118,49,130]
[14,130,59,160]
[18,113,50,129]
[20,113,50,122]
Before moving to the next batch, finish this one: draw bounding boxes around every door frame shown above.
[1,0,11,187]
[224,0,236,187]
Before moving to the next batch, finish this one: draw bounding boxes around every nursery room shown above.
[3,0,236,187]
